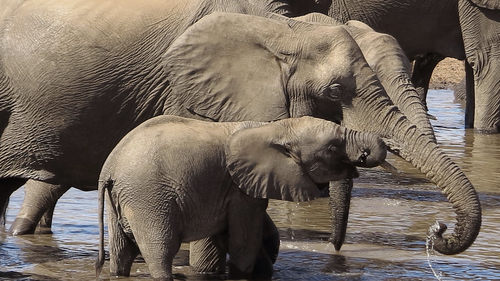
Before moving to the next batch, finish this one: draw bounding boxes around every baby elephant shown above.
[95,115,387,280]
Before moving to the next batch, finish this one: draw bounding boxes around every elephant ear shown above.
[162,12,291,122]
[226,123,321,202]
[469,0,500,9]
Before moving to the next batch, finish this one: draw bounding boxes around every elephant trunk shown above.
[343,75,481,255]
[329,128,386,250]
[343,128,387,168]
[391,121,481,254]
[328,179,353,251]
[345,21,437,142]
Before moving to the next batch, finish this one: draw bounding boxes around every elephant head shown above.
[289,13,437,250]
[162,12,481,255]
[458,0,500,133]
[226,116,387,201]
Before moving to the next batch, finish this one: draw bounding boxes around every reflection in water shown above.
[1,90,500,280]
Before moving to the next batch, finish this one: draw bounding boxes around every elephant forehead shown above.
[293,118,343,141]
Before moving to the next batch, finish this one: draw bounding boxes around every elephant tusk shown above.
[379,160,398,174]
[426,113,437,120]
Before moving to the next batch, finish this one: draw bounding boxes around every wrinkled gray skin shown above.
[162,12,480,257]
[309,0,500,133]
[285,14,437,251]
[0,0,479,266]
[2,0,289,233]
[95,115,386,280]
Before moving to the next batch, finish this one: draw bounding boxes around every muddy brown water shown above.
[1,90,500,280]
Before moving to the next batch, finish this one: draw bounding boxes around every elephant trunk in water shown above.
[329,127,389,251]
[343,70,481,255]
[329,179,352,251]
[390,123,481,254]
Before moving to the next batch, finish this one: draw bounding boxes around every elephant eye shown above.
[321,83,342,100]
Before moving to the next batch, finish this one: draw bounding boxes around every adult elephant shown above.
[290,0,500,133]
[0,0,479,262]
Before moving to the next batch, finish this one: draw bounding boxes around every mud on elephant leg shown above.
[9,181,70,235]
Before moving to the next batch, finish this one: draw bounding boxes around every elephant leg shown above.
[252,212,279,280]
[0,178,27,226]
[227,195,268,280]
[328,178,353,251]
[411,53,445,111]
[107,202,140,277]
[9,181,70,235]
[189,212,279,278]
[464,60,475,128]
[129,212,180,280]
[37,204,56,233]
[189,236,227,275]
[261,212,280,265]
[133,227,180,280]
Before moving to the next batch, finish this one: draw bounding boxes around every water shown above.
[2,89,500,280]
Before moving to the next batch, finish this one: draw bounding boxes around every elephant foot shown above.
[227,262,253,280]
[172,273,187,280]
[251,254,274,280]
[9,217,37,235]
[35,227,53,234]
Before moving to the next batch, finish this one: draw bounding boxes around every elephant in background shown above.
[95,115,387,280]
[289,0,500,133]
[0,0,479,265]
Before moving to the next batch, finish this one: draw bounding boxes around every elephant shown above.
[0,0,480,265]
[286,0,500,133]
[271,13,437,251]
[94,115,387,280]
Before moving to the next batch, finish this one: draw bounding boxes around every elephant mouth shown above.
[314,166,359,191]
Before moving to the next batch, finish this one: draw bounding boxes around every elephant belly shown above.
[181,207,228,242]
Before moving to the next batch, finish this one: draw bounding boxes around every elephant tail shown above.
[95,179,113,277]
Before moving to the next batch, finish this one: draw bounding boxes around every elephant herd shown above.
[0,0,493,279]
